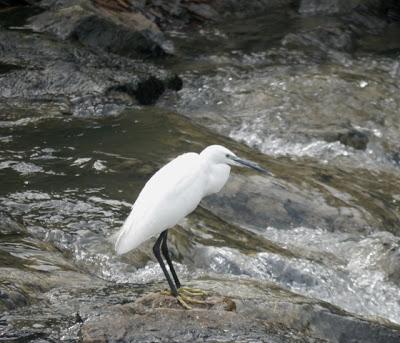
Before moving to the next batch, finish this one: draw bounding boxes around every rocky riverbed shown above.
[1,1,400,342]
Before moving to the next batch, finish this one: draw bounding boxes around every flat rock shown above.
[80,281,400,343]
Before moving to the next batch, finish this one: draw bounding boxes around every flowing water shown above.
[1,6,400,341]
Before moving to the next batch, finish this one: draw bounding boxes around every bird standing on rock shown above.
[115,145,269,308]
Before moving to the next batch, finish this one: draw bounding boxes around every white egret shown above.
[115,145,268,308]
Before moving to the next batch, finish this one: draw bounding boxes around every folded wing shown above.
[115,152,206,254]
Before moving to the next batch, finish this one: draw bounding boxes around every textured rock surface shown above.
[298,0,360,15]
[203,173,374,233]
[80,283,400,343]
[27,0,174,58]
[0,27,174,115]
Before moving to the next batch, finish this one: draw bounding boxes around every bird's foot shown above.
[178,286,208,297]
[176,295,192,310]
[178,293,208,307]
[160,287,208,310]
[176,287,208,309]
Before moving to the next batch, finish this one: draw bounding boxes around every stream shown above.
[1,3,400,342]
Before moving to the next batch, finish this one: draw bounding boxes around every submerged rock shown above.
[135,76,166,105]
[337,129,369,150]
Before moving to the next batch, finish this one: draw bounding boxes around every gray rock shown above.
[27,0,174,58]
[343,4,388,35]
[282,24,355,63]
[210,0,294,19]
[298,0,360,16]
[0,28,174,115]
[184,3,219,21]
[0,212,25,235]
[202,173,369,233]
[337,129,369,150]
[80,281,400,343]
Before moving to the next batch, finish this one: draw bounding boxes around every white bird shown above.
[115,145,268,307]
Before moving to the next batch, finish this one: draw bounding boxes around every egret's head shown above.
[200,145,270,174]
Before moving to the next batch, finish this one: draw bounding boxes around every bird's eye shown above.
[225,154,230,158]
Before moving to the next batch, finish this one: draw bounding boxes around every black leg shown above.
[161,230,181,289]
[153,231,178,296]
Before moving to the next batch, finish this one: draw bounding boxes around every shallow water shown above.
[1,6,400,341]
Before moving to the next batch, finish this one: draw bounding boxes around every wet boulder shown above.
[0,285,29,311]
[27,0,174,58]
[0,212,26,235]
[0,27,176,115]
[80,280,400,343]
[134,76,166,105]
[202,173,370,233]
[337,129,369,150]
[183,2,219,21]
[298,0,360,16]
[282,24,355,60]
[374,233,400,285]
[343,3,388,35]
[298,0,399,35]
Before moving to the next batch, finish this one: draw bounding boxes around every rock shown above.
[80,280,400,343]
[27,0,174,58]
[202,173,369,233]
[343,5,388,35]
[374,233,400,285]
[80,290,316,343]
[106,75,170,106]
[135,76,166,105]
[298,0,360,16]
[166,74,183,91]
[0,212,26,235]
[282,25,355,61]
[0,0,25,6]
[341,1,400,35]
[298,1,400,35]
[184,3,219,21]
[338,129,369,150]
[0,28,176,114]
[209,0,294,19]
[0,267,105,310]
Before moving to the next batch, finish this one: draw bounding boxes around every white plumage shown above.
[115,147,226,254]
[115,145,267,255]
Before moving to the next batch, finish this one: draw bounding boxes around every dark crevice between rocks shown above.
[338,129,369,150]
[135,76,166,105]
[0,62,23,74]
[0,0,30,7]
[106,74,183,106]
[323,129,369,151]
[0,3,43,28]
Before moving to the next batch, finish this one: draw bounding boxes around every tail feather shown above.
[114,212,151,254]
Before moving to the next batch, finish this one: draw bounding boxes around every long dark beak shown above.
[232,156,271,175]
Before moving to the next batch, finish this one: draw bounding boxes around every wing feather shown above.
[115,152,206,254]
